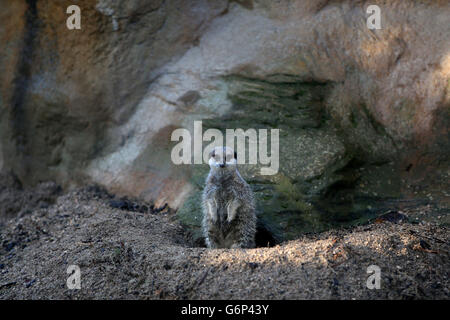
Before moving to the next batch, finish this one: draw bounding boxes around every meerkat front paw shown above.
[207,199,218,222]
[226,199,240,223]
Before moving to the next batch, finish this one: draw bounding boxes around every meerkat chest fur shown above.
[208,173,246,222]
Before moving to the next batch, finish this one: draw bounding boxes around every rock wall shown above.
[0,0,449,240]
[0,0,228,201]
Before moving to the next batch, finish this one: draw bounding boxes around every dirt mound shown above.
[0,172,62,223]
[0,185,448,299]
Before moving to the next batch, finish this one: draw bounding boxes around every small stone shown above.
[4,242,16,252]
[419,240,431,250]
[25,279,36,288]
[248,262,259,270]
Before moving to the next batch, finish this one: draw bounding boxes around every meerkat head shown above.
[208,146,237,173]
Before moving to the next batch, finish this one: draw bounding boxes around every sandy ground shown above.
[0,179,449,299]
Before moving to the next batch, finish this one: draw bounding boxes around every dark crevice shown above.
[230,0,254,10]
[9,0,40,173]
[255,218,278,248]
[189,218,279,249]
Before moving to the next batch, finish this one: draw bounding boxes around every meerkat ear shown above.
[234,151,237,159]
[209,149,215,158]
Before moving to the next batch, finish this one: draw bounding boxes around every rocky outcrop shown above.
[0,1,449,241]
[0,0,229,197]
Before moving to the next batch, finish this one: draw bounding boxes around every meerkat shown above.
[202,146,257,249]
